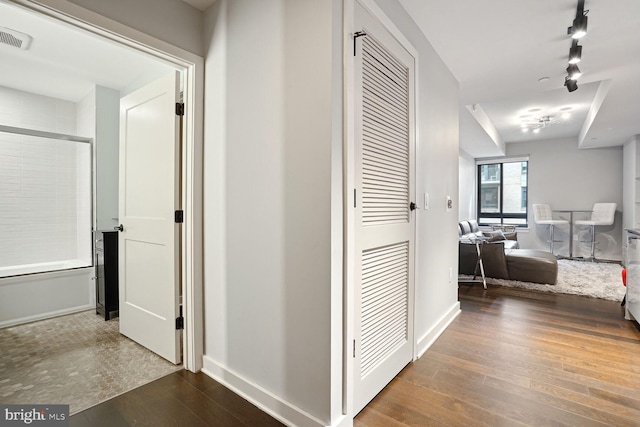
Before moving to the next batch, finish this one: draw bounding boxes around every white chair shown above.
[532,204,569,255]
[574,203,617,261]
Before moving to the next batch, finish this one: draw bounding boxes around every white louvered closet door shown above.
[353,2,416,415]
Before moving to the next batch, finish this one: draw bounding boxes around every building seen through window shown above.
[477,160,528,227]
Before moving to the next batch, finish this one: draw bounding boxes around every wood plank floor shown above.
[356,285,640,427]
[70,285,640,426]
[69,370,285,427]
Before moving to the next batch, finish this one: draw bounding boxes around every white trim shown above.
[8,0,204,373]
[415,302,460,359]
[202,356,330,427]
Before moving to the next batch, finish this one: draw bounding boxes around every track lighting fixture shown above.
[564,0,588,92]
[568,40,582,64]
[569,14,588,39]
[568,0,588,39]
[564,76,578,92]
[566,64,581,80]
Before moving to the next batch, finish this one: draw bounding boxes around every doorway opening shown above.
[0,0,203,411]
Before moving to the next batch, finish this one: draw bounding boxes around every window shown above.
[477,158,528,227]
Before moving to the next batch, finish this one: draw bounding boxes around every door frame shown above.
[344,0,420,417]
[9,0,205,372]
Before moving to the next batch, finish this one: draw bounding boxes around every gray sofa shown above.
[459,220,558,285]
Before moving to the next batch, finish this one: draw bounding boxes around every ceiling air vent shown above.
[0,27,32,50]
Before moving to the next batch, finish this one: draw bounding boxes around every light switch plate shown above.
[424,192,429,210]
[446,196,452,212]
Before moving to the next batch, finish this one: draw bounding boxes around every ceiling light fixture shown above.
[566,64,582,80]
[568,40,582,64]
[568,0,588,39]
[564,1,588,92]
[564,76,578,92]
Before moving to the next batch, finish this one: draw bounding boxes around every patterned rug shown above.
[484,259,626,301]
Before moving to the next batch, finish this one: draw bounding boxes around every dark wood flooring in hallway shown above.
[356,285,640,427]
[70,284,640,426]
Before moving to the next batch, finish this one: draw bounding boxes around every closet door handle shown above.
[114,224,124,232]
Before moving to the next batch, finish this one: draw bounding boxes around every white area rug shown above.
[485,260,626,301]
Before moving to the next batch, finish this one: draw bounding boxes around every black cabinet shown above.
[95,230,119,320]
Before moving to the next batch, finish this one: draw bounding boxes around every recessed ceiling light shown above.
[533,128,541,134]
[538,77,550,83]
[528,108,541,113]
[559,106,572,111]
[522,128,529,133]
[561,113,571,120]
[590,137,598,141]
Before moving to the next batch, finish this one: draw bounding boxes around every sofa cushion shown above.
[468,220,479,233]
[505,249,558,285]
[482,230,506,242]
[458,241,510,280]
[460,221,471,235]
[479,242,510,279]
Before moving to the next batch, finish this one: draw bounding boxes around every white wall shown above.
[203,0,336,424]
[459,149,476,221]
[63,0,204,55]
[95,86,120,230]
[507,138,624,260]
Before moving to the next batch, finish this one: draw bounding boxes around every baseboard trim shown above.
[202,356,331,427]
[0,304,94,329]
[415,301,460,359]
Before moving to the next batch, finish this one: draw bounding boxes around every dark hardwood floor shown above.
[69,370,285,427]
[356,285,640,427]
[71,285,640,426]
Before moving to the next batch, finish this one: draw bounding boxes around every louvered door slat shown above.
[360,241,408,377]
[364,37,406,80]
[362,67,407,111]
[361,32,409,227]
[363,97,408,131]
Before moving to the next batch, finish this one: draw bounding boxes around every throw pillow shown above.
[482,230,506,242]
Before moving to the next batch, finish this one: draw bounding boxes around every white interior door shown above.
[118,71,182,364]
[353,2,416,414]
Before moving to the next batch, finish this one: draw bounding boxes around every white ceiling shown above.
[0,2,174,103]
[2,0,638,159]
[398,0,640,157]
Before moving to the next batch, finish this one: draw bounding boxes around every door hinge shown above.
[175,316,184,330]
[175,210,184,223]
[176,306,184,330]
[354,189,357,208]
[175,102,185,116]
[353,31,367,56]
[353,339,356,358]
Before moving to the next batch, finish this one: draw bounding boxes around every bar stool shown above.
[574,203,616,261]
[532,204,569,255]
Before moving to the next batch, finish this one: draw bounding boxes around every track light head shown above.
[568,41,582,64]
[564,76,578,92]
[569,14,588,39]
[566,64,582,80]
